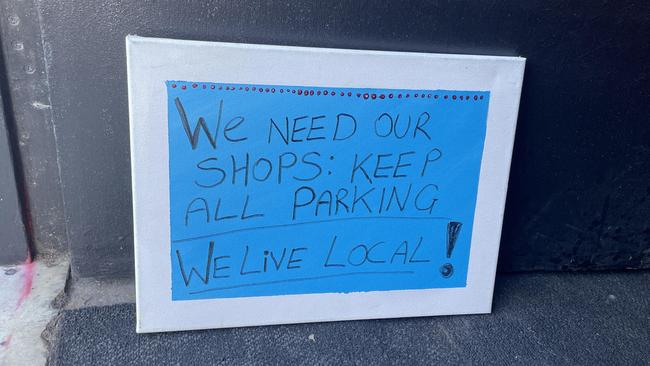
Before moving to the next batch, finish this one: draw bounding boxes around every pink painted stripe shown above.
[0,335,12,347]
[15,252,35,310]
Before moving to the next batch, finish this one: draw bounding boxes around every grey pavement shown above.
[0,260,68,366]
[48,271,649,365]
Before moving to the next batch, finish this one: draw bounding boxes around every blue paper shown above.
[166,82,489,301]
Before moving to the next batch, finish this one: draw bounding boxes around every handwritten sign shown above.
[127,36,525,332]
[169,83,488,300]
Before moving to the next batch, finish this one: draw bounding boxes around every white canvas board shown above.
[126,35,525,333]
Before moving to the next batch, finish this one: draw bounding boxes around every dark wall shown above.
[1,0,68,263]
[33,0,650,278]
[0,90,28,264]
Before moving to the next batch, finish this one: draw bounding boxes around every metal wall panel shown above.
[0,89,28,264]
[9,0,649,277]
[0,0,68,263]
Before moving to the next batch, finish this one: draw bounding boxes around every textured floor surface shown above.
[48,271,649,365]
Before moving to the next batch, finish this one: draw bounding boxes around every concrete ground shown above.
[47,271,649,365]
[0,258,68,366]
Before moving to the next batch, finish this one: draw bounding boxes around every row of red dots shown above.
[170,83,485,101]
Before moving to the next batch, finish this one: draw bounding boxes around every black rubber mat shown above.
[49,272,650,365]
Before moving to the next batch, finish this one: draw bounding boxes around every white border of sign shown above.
[126,35,525,333]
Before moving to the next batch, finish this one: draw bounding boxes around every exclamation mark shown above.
[440,221,462,278]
